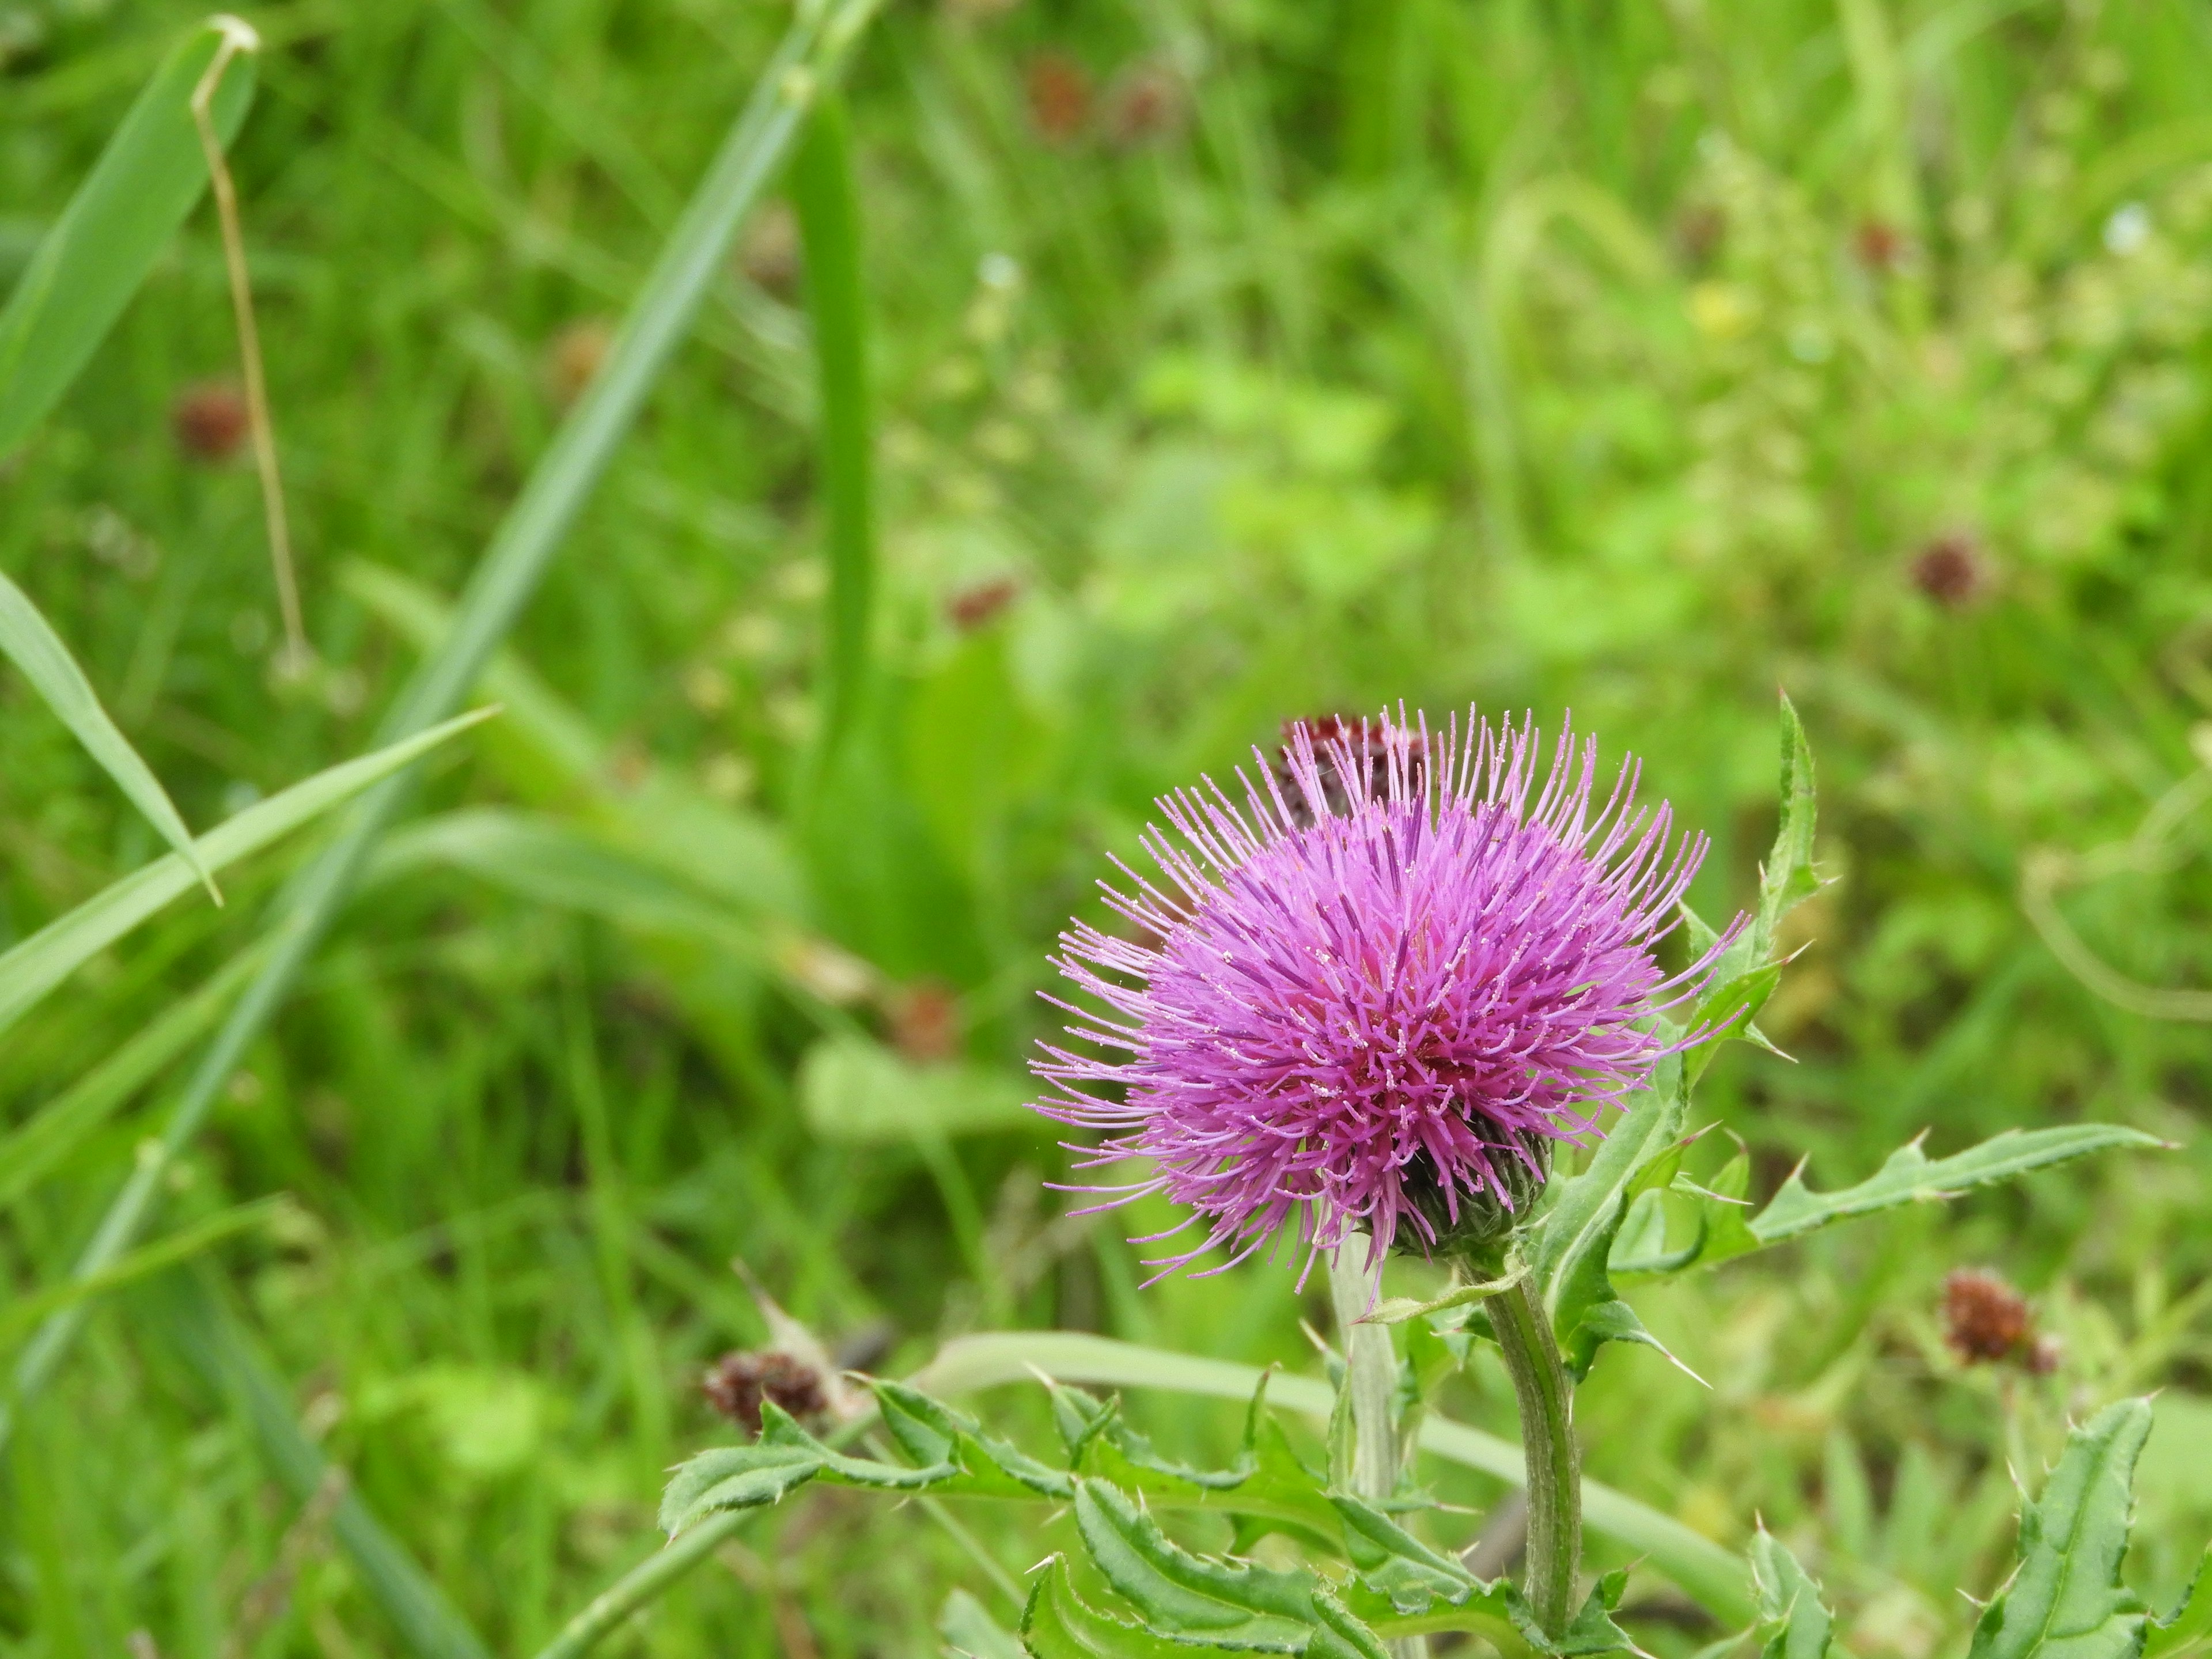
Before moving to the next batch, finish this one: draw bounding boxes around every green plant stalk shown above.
[790,92,874,762]
[1327,1228,1399,1502]
[1330,1229,1428,1659]
[0,0,885,1455]
[535,1510,749,1659]
[1490,1272,1581,1641]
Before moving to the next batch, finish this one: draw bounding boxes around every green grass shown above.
[5,0,2212,1653]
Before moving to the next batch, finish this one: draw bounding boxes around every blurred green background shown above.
[5,0,2212,1653]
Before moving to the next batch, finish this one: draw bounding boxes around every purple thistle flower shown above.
[1032,708,1738,1282]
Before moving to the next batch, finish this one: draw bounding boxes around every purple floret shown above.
[1032,707,1738,1283]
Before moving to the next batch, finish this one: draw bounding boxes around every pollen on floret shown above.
[1031,706,1740,1283]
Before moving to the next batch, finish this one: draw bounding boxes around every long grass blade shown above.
[791,93,875,757]
[0,941,268,1213]
[0,708,495,1042]
[0,1196,283,1342]
[0,0,887,1452]
[149,1270,493,1659]
[0,569,215,898]
[0,15,255,459]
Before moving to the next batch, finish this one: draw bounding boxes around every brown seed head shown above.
[1855,218,1907,272]
[172,380,249,463]
[1277,714,1430,826]
[1024,52,1092,144]
[1911,532,1991,609]
[1943,1268,2032,1364]
[1105,59,1187,149]
[702,1349,830,1435]
[544,319,614,410]
[946,576,1020,632]
[889,978,961,1065]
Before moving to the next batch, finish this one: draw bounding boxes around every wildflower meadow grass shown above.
[3,2,2212,1655]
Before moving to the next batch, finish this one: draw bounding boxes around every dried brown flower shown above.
[544,319,614,410]
[889,978,961,1065]
[1024,52,1092,145]
[1105,59,1187,149]
[946,576,1019,631]
[1854,218,1908,273]
[1943,1267,2033,1364]
[703,1349,829,1435]
[172,380,249,463]
[1911,532,1992,609]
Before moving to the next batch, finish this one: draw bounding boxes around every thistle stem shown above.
[1328,1229,1428,1659]
[1489,1272,1581,1641]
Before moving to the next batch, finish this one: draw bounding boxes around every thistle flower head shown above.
[1032,708,1737,1281]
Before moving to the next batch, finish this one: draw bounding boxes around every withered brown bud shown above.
[946,577,1018,632]
[1024,52,1092,145]
[1942,1268,2033,1365]
[1911,533,1992,610]
[1105,59,1187,149]
[888,978,960,1065]
[703,1349,829,1435]
[543,319,613,410]
[1854,218,1907,273]
[1277,715,1430,827]
[172,381,249,463]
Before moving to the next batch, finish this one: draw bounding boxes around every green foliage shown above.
[0,709,494,1038]
[1750,1528,1834,1659]
[1968,1399,2156,1659]
[0,570,213,896]
[0,16,253,459]
[664,1373,1623,1656]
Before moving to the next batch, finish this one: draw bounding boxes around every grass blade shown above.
[0,1196,283,1342]
[147,1270,493,1659]
[0,569,215,898]
[0,708,495,1041]
[0,16,255,459]
[791,94,875,756]
[0,941,267,1213]
[0,0,887,1452]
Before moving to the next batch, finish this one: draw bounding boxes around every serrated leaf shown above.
[1550,1570,1641,1658]
[1755,693,1819,951]
[2148,1548,2212,1659]
[1022,1555,1255,1659]
[1750,1528,1833,1659]
[1967,1398,2153,1659]
[659,1402,953,1535]
[1330,1493,1498,1618]
[1527,1058,1687,1378]
[1614,1127,2161,1282]
[873,1381,1073,1499]
[1364,1263,1528,1327]
[1072,1479,1388,1659]
[1749,1127,2165,1249]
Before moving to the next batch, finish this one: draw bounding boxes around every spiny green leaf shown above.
[2147,1548,2212,1659]
[1550,1571,1639,1659]
[1526,1057,1688,1378]
[659,1403,952,1535]
[1021,1555,1257,1659]
[1749,1126,2166,1248]
[876,1381,1074,1499]
[1612,1127,2162,1279]
[0,570,214,899]
[1967,1398,2153,1659]
[1330,1494,1502,1619]
[1365,1263,1528,1327]
[1756,692,1819,954]
[1071,1480,1387,1659]
[1750,1528,1833,1659]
